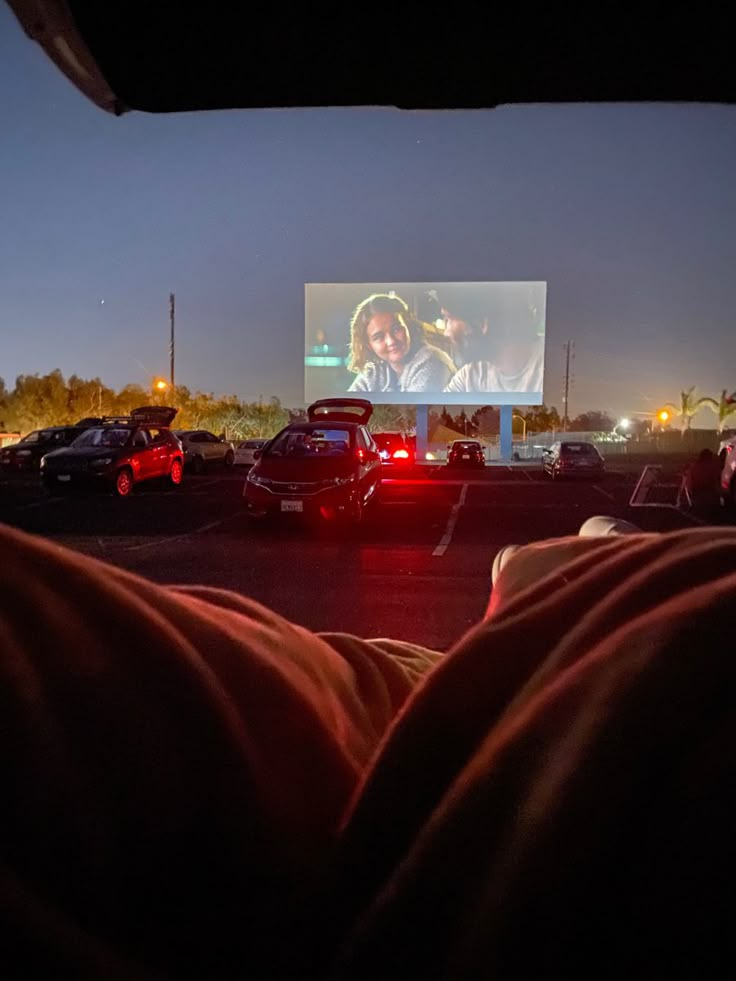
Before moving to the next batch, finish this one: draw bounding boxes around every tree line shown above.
[0,371,292,440]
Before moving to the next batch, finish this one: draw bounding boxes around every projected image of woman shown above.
[347,293,456,394]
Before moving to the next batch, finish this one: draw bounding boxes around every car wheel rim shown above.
[117,472,131,495]
[171,462,183,484]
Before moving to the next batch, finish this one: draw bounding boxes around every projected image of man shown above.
[442,290,544,394]
[347,293,456,393]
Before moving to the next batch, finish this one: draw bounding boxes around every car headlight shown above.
[247,472,271,486]
[332,474,356,486]
[89,457,113,468]
[16,449,32,456]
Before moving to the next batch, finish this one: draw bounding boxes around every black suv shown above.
[244,398,381,523]
[447,440,485,469]
[41,406,185,496]
[0,419,102,474]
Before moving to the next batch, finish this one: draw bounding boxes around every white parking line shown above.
[13,496,63,511]
[593,484,616,501]
[188,477,223,489]
[522,469,534,482]
[122,517,230,552]
[432,483,468,557]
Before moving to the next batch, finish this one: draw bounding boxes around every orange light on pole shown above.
[657,409,670,424]
[154,379,168,392]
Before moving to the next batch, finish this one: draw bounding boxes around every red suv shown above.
[41,406,185,496]
[245,398,381,523]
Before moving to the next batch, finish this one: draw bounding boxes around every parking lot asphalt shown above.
[0,463,704,650]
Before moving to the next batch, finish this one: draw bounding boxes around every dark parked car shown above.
[41,406,184,496]
[245,398,381,523]
[447,440,485,469]
[0,420,101,473]
[543,441,605,479]
[372,431,415,469]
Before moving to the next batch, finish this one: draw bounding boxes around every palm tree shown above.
[665,387,717,432]
[700,389,736,432]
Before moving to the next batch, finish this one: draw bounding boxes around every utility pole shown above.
[169,293,176,391]
[562,339,574,431]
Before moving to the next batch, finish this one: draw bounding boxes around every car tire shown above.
[224,450,234,468]
[192,455,205,475]
[169,458,184,487]
[114,467,134,497]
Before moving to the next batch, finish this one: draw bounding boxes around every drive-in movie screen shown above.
[304,281,546,405]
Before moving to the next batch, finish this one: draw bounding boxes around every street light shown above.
[612,417,630,437]
[152,378,169,404]
[512,413,527,442]
[657,409,670,424]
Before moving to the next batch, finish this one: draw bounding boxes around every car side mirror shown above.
[253,449,262,460]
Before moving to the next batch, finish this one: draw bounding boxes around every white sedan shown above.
[234,438,268,467]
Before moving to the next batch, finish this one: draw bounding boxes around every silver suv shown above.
[172,430,235,473]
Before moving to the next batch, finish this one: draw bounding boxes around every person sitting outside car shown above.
[2,519,736,979]
[684,447,722,521]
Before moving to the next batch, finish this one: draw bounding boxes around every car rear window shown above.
[374,435,405,449]
[562,443,596,455]
[454,442,481,450]
[268,428,351,457]
[242,440,265,449]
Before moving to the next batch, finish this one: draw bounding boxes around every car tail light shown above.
[393,448,409,459]
[355,448,365,462]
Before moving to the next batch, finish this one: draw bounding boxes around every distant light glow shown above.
[305,356,344,367]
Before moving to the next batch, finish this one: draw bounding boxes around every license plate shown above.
[462,454,469,459]
[57,475,71,482]
[281,500,303,512]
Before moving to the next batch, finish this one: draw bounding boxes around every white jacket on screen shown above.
[444,346,544,394]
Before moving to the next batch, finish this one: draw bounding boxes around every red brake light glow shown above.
[355,448,365,462]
